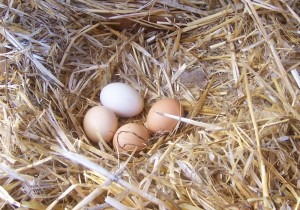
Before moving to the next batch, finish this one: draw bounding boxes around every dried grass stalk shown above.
[0,0,300,209]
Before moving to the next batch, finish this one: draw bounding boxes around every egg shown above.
[113,123,149,152]
[100,83,144,117]
[146,98,183,133]
[83,106,118,143]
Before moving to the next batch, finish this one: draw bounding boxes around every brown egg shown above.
[83,106,118,143]
[146,98,182,133]
[113,123,149,152]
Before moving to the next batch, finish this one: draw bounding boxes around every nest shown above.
[1,0,300,209]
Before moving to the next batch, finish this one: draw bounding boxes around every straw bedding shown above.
[0,0,300,209]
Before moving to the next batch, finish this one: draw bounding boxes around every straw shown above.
[1,0,300,209]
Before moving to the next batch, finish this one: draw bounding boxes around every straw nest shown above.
[1,0,300,209]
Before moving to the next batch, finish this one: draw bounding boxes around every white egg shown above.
[100,82,144,117]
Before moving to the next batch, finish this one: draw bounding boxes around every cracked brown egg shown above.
[113,123,149,152]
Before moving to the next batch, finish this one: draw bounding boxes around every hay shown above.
[0,0,300,209]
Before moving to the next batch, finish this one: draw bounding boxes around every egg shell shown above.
[100,83,144,117]
[146,98,182,133]
[113,123,149,152]
[83,106,118,143]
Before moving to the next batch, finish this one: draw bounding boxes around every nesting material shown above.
[0,0,300,209]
